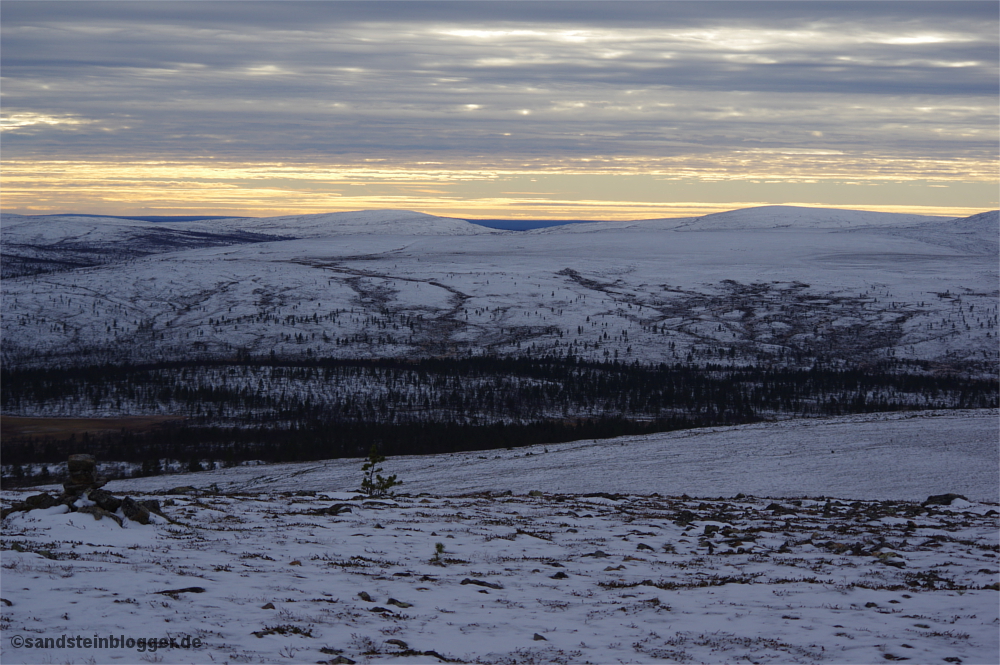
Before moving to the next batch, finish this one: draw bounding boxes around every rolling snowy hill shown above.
[527,205,952,235]
[671,205,950,231]
[0,210,495,279]
[0,213,281,279]
[2,206,996,370]
[841,209,1000,257]
[93,408,998,502]
[182,209,499,238]
[2,205,996,467]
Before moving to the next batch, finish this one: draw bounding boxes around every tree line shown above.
[2,355,996,477]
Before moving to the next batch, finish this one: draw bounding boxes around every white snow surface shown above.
[671,205,950,231]
[2,410,998,665]
[527,205,949,235]
[1,209,495,247]
[841,210,1000,257]
[98,409,999,502]
[3,206,997,368]
[0,214,168,241]
[179,209,499,239]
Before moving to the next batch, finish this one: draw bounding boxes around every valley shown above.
[2,206,997,478]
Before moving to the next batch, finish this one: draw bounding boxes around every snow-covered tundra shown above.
[2,409,998,665]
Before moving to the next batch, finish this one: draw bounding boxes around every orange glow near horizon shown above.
[2,158,995,220]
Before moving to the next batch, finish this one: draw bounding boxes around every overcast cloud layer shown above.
[1,1,997,217]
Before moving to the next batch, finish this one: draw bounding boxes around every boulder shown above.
[120,497,151,524]
[2,493,60,519]
[386,598,412,608]
[24,493,58,510]
[922,493,968,506]
[673,510,697,525]
[87,488,122,513]
[66,454,95,481]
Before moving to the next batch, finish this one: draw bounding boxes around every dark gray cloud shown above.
[2,1,996,166]
[5,1,997,29]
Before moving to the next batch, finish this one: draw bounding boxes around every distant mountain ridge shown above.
[672,205,951,231]
[3,206,995,279]
[2,204,996,373]
[526,205,966,234]
[0,209,496,278]
[0,214,286,279]
[178,209,498,238]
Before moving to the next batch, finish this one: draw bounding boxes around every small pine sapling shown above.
[360,445,401,497]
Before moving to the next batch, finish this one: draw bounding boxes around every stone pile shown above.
[1,454,164,526]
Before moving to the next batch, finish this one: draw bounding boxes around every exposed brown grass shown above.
[0,415,184,441]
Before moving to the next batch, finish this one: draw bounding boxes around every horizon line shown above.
[2,202,992,222]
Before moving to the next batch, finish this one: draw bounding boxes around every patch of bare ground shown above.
[0,414,184,441]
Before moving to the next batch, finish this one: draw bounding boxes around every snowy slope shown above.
[0,213,274,248]
[526,216,696,234]
[3,212,996,370]
[1,210,496,279]
[2,409,998,665]
[842,209,1000,256]
[670,205,950,231]
[178,209,498,238]
[0,213,280,278]
[97,409,998,502]
[527,206,954,235]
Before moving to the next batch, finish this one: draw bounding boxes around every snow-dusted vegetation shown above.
[2,206,997,476]
[3,207,998,370]
[2,438,998,665]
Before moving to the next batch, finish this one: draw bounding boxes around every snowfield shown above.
[92,408,998,502]
[2,410,998,665]
[2,206,997,369]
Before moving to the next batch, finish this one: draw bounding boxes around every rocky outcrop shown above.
[1,454,167,526]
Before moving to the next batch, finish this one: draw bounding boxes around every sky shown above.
[1,1,997,220]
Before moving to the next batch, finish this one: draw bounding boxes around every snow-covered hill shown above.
[0,210,496,278]
[2,207,996,370]
[0,213,281,278]
[670,205,950,231]
[841,209,1000,256]
[181,209,498,238]
[527,206,954,235]
[93,409,997,502]
[526,216,696,234]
